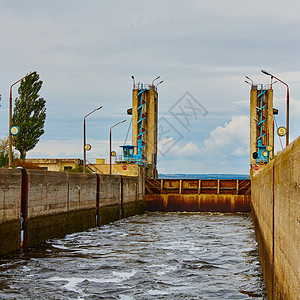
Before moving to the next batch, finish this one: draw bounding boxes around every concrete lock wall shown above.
[251,136,300,300]
[137,166,146,213]
[98,174,121,225]
[0,168,145,255]
[26,170,69,247]
[122,176,138,218]
[67,172,97,234]
[0,169,22,255]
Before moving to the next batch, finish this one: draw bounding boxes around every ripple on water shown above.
[0,212,267,299]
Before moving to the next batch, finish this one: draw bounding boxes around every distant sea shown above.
[158,174,249,180]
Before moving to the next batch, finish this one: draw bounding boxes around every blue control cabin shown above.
[120,139,144,165]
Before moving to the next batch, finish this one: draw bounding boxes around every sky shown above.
[0,0,300,174]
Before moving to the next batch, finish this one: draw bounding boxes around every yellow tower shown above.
[131,81,159,178]
[250,84,274,176]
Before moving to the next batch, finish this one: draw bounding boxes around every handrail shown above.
[86,159,103,174]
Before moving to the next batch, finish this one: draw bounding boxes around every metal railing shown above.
[133,83,157,91]
[252,84,272,90]
[88,156,146,166]
[86,159,103,174]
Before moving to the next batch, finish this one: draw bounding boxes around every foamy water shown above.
[0,212,267,299]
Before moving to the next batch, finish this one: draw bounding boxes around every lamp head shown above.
[156,80,163,87]
[96,105,103,110]
[261,69,272,76]
[131,76,134,80]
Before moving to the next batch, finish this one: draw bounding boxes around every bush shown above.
[0,152,9,168]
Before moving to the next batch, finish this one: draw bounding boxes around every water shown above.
[0,212,267,299]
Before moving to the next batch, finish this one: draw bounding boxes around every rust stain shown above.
[146,194,251,213]
[145,179,251,212]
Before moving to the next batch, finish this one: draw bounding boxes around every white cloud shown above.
[177,142,201,157]
[202,115,249,156]
[26,139,125,162]
[157,115,250,173]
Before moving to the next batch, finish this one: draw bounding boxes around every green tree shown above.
[0,137,18,167]
[0,138,9,167]
[12,71,46,159]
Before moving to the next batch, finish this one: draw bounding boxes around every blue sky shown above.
[0,0,300,174]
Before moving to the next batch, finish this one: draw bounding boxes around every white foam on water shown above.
[47,276,110,297]
[51,244,69,250]
[119,295,135,300]
[148,289,169,295]
[47,277,91,296]
[112,270,137,280]
[46,270,137,296]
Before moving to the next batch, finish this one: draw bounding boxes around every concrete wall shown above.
[98,174,121,225]
[0,167,145,255]
[0,169,22,255]
[90,163,139,176]
[251,135,300,300]
[122,176,138,218]
[26,170,69,246]
[25,158,83,172]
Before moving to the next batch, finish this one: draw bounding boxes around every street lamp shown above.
[9,72,35,168]
[83,106,102,173]
[109,119,126,175]
[261,69,290,146]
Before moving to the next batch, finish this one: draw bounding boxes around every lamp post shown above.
[9,72,35,168]
[109,119,126,175]
[83,106,102,173]
[261,69,290,146]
